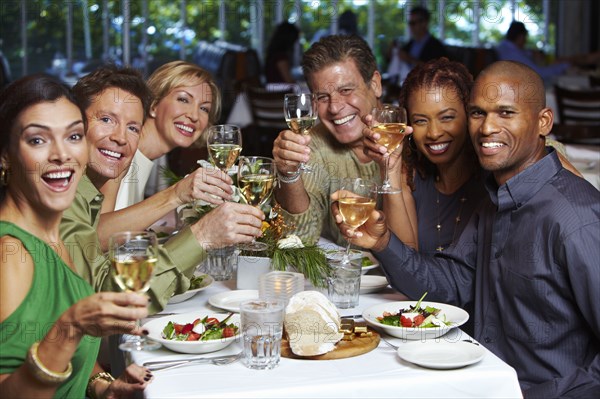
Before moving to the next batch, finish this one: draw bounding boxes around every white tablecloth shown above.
[133,279,522,399]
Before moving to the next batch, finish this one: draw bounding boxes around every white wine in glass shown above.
[109,231,161,351]
[371,105,407,194]
[207,124,243,172]
[284,93,317,173]
[237,156,276,252]
[336,178,378,264]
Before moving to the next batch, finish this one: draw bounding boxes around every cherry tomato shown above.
[400,315,413,327]
[186,332,201,341]
[413,314,425,327]
[173,323,185,334]
[222,327,235,338]
[181,323,194,334]
[205,317,219,326]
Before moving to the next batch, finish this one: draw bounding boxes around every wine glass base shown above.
[119,335,162,352]
[375,185,402,194]
[238,242,269,252]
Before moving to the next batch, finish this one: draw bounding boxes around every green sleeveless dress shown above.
[0,221,100,398]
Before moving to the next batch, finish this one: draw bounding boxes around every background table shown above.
[564,143,600,190]
[132,279,523,399]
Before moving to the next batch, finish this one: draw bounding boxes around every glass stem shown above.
[382,156,391,188]
[343,241,352,264]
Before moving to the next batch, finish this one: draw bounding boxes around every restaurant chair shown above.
[243,84,297,157]
[553,84,600,125]
[551,123,599,145]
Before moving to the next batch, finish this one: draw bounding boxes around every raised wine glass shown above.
[237,156,277,252]
[207,124,243,173]
[283,93,317,173]
[370,105,407,194]
[336,178,378,264]
[109,231,161,351]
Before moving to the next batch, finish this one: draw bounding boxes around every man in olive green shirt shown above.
[61,66,264,313]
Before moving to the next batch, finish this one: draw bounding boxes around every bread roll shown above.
[284,291,344,356]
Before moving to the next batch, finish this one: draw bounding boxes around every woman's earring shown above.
[408,135,417,151]
[0,165,8,187]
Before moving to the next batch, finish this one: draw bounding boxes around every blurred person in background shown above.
[497,21,600,82]
[265,22,301,84]
[397,6,447,70]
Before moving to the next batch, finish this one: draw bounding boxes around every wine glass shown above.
[207,124,243,173]
[283,93,317,173]
[370,105,407,194]
[237,156,277,252]
[108,231,161,351]
[335,178,378,264]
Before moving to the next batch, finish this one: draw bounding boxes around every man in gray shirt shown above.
[337,61,600,398]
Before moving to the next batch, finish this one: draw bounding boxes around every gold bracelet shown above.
[87,372,115,399]
[26,341,73,385]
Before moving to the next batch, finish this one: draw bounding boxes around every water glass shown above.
[240,300,284,370]
[327,261,361,309]
[203,246,237,281]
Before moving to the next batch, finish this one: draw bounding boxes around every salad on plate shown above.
[377,292,452,328]
[162,313,238,342]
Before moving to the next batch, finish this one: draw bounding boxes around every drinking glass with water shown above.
[240,300,284,369]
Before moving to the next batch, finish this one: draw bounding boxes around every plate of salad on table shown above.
[362,293,469,340]
[143,312,240,354]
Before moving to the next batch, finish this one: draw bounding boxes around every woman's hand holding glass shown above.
[108,231,160,351]
[331,178,378,264]
[369,105,408,194]
[173,166,234,206]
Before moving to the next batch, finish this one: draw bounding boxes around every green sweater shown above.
[60,175,206,313]
[0,221,100,398]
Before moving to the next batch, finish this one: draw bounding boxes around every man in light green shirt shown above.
[61,66,264,312]
[272,35,383,247]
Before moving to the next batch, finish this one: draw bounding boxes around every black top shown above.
[402,35,447,63]
[413,172,486,254]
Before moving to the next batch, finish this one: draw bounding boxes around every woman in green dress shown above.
[0,74,151,398]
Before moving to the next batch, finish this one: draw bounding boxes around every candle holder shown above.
[258,271,304,307]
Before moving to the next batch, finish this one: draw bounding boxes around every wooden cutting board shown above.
[280,326,380,360]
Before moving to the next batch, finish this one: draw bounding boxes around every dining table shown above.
[131,275,523,399]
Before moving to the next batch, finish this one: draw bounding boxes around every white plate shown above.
[362,301,469,340]
[396,340,485,369]
[359,252,379,274]
[360,275,389,294]
[168,274,214,304]
[208,290,259,313]
[143,312,240,354]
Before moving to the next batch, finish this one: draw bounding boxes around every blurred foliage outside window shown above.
[1,0,552,80]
